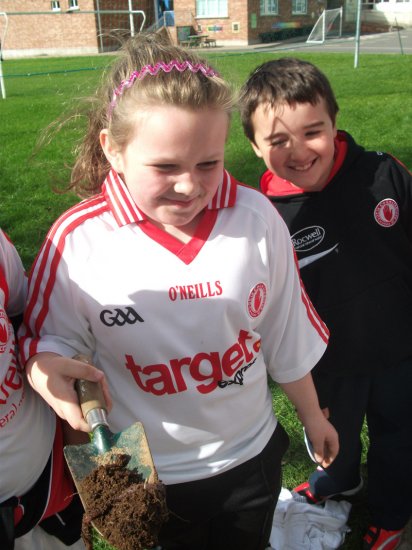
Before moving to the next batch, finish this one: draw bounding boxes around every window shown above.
[51,1,61,11]
[260,0,278,15]
[68,0,79,10]
[196,0,228,18]
[292,0,307,14]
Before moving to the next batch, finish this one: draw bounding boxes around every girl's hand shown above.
[26,352,112,432]
[278,373,339,468]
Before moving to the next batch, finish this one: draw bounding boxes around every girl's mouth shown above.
[166,197,197,207]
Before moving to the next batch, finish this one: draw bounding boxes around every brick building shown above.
[2,0,396,56]
[0,0,99,57]
[0,0,154,58]
[171,0,329,46]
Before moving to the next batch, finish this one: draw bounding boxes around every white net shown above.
[307,8,343,44]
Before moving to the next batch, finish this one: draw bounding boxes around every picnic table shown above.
[181,34,217,48]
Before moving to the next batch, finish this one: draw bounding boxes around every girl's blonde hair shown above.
[71,32,234,197]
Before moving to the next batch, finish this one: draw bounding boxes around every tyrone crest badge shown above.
[0,311,9,353]
[374,198,399,228]
[248,283,267,318]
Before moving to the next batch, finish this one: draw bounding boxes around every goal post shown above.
[306,7,343,44]
[0,12,8,99]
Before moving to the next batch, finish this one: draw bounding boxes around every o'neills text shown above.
[125,329,261,395]
[168,281,222,301]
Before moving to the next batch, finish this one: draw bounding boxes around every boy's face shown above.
[250,99,337,192]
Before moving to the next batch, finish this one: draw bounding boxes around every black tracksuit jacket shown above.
[262,131,412,405]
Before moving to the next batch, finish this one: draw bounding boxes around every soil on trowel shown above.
[79,453,168,550]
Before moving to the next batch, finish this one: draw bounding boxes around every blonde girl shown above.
[20,33,338,550]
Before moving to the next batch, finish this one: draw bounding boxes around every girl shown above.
[0,229,84,550]
[19,33,338,550]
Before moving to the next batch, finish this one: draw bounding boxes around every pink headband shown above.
[108,60,219,117]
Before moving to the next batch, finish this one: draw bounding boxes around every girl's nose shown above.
[174,175,198,195]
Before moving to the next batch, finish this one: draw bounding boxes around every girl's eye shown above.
[154,164,176,171]
[198,161,219,170]
[306,130,321,137]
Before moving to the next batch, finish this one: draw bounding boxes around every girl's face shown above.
[250,99,337,192]
[101,105,228,239]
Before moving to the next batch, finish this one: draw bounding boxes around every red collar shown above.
[102,168,238,227]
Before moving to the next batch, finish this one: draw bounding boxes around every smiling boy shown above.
[240,57,412,550]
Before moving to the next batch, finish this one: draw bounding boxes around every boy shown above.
[239,57,412,550]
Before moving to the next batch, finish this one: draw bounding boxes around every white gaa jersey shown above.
[0,230,55,501]
[20,169,328,484]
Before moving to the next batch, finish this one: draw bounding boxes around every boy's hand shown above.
[26,352,112,433]
[304,415,339,468]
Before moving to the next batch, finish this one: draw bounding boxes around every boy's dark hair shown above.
[239,57,339,144]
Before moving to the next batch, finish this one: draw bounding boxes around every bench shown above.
[181,36,202,48]
[204,38,216,47]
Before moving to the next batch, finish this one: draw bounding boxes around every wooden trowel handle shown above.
[73,354,108,430]
[75,379,107,419]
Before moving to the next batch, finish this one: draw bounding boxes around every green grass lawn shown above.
[1,50,411,550]
[1,51,411,268]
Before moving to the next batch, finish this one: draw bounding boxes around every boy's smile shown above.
[251,99,337,192]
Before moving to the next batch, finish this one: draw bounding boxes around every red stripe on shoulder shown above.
[293,250,329,344]
[22,197,108,359]
[0,266,9,310]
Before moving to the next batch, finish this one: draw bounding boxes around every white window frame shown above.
[196,0,228,18]
[260,0,278,16]
[292,0,307,14]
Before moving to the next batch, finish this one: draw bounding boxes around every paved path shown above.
[217,28,412,55]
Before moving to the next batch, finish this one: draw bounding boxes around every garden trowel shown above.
[63,356,158,503]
